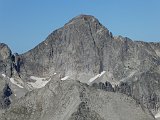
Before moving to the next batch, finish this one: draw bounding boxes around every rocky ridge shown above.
[0,77,154,120]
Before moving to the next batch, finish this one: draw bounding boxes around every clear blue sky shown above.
[0,0,160,53]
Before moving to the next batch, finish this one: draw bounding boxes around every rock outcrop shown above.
[0,77,154,120]
[0,43,12,77]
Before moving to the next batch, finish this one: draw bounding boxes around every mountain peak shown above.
[0,43,12,60]
[71,14,97,21]
[66,14,103,27]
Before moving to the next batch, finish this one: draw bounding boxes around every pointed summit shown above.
[65,14,110,32]
[67,14,100,24]
[21,15,112,77]
[64,14,110,39]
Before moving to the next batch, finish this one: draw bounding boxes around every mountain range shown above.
[0,14,160,120]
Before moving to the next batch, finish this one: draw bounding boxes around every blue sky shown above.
[0,0,160,53]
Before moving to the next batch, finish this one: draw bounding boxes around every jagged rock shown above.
[0,78,6,110]
[0,43,12,77]
[118,82,132,96]
[105,81,114,92]
[0,78,154,120]
[92,81,114,92]
[0,44,27,112]
[0,43,11,60]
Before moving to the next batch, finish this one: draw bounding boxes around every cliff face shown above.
[21,15,160,84]
[0,43,12,77]
[0,44,27,110]
[0,15,160,119]
[21,15,111,78]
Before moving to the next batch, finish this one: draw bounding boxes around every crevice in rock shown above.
[87,21,96,48]
[10,53,22,77]
[99,60,103,74]
[1,83,12,109]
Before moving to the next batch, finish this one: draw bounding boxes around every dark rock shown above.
[0,83,12,109]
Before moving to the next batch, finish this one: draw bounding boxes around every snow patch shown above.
[10,78,24,88]
[155,50,160,57]
[61,76,69,81]
[119,71,136,83]
[54,73,57,75]
[89,71,106,83]
[30,76,46,81]
[155,80,159,84]
[97,28,103,34]
[28,76,50,89]
[155,111,160,118]
[44,42,48,45]
[2,74,6,78]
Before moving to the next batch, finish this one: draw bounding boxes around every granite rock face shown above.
[0,43,12,110]
[0,43,12,77]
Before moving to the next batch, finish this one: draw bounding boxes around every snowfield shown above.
[89,71,106,83]
[155,111,160,118]
[2,74,6,78]
[10,78,24,88]
[61,76,69,81]
[28,76,51,89]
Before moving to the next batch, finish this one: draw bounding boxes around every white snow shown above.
[106,71,137,86]
[119,71,136,83]
[61,76,69,81]
[97,28,103,34]
[30,76,46,81]
[10,78,24,88]
[54,73,57,75]
[44,42,48,45]
[89,71,106,83]
[99,71,106,76]
[155,50,160,57]
[28,76,50,89]
[2,74,6,78]
[155,111,160,118]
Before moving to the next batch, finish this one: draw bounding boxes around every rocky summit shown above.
[0,14,160,120]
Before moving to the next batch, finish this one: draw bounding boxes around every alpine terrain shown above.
[0,15,160,120]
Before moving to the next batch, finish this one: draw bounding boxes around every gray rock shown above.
[19,15,160,114]
[0,43,12,77]
[0,78,154,120]
[1,14,160,119]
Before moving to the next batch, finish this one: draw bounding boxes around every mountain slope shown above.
[0,77,154,120]
[0,14,160,119]
[18,15,160,113]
